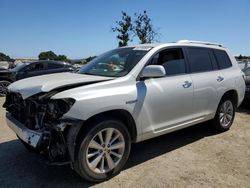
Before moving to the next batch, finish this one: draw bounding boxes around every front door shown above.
[140,48,194,135]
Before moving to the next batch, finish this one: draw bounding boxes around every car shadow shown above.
[0,121,219,187]
[125,122,217,170]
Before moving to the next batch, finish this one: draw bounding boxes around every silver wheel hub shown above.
[86,128,125,174]
[219,100,234,127]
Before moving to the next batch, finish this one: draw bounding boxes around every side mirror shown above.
[141,65,166,78]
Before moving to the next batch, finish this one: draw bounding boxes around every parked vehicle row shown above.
[0,60,75,95]
[237,60,250,71]
[237,60,250,101]
[3,40,245,182]
[243,67,250,100]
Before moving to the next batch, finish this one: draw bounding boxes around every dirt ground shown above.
[0,97,249,188]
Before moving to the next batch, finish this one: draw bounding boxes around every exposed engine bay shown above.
[3,91,80,163]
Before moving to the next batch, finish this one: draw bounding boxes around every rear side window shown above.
[187,48,213,73]
[213,49,232,69]
[48,63,63,69]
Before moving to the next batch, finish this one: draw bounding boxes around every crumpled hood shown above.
[8,72,113,99]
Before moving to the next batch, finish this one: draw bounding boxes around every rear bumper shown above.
[6,112,43,148]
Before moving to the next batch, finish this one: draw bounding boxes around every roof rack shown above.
[177,40,224,47]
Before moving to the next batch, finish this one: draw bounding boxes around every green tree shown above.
[85,56,97,62]
[0,52,12,61]
[112,11,133,47]
[56,55,68,61]
[134,11,159,44]
[38,51,58,60]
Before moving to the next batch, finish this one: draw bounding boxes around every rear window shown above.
[187,48,213,73]
[213,49,232,69]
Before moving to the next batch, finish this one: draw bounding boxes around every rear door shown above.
[213,49,236,100]
[185,47,221,119]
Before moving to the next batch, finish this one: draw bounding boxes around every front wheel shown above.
[213,97,235,132]
[73,118,131,182]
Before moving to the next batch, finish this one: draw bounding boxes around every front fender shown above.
[51,79,139,121]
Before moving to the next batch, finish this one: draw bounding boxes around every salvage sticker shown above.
[133,46,152,51]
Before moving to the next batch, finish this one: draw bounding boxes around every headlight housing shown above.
[47,98,75,118]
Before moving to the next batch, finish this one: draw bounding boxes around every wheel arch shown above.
[67,109,137,162]
[80,109,137,142]
[219,89,238,107]
[0,79,13,83]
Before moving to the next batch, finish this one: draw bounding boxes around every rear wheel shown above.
[73,118,131,182]
[213,97,235,132]
[0,80,11,96]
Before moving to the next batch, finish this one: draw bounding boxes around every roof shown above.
[177,40,224,47]
[126,40,225,50]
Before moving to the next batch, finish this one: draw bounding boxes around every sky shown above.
[0,0,249,59]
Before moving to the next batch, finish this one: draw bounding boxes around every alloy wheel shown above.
[219,100,234,127]
[86,128,125,174]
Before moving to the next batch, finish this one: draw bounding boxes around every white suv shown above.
[4,40,245,182]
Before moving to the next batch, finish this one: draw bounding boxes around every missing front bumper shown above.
[6,112,85,163]
[6,112,43,148]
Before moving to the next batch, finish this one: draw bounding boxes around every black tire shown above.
[212,97,236,132]
[73,117,131,182]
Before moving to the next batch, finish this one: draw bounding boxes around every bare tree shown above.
[112,11,133,47]
[134,11,159,44]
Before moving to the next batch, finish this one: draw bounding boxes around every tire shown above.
[212,97,236,132]
[73,118,131,182]
[0,80,11,96]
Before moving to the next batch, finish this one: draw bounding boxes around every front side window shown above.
[151,48,186,76]
[187,47,213,73]
[213,49,232,69]
[78,47,149,77]
[26,63,44,71]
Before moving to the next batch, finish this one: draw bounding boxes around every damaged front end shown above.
[3,91,82,163]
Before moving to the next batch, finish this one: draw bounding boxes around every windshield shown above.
[78,47,149,77]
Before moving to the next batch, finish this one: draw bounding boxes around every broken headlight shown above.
[47,98,75,118]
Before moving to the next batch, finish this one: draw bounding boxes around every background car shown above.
[0,60,75,95]
[238,60,250,71]
[243,67,250,100]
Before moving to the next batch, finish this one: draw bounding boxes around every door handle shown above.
[182,81,192,88]
[217,76,224,82]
